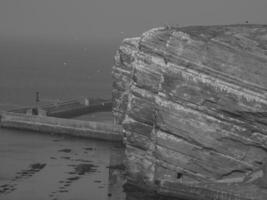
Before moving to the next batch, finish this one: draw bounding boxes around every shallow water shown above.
[0,128,119,200]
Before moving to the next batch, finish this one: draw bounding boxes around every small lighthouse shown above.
[26,91,46,116]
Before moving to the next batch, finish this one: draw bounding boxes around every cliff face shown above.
[112,25,267,199]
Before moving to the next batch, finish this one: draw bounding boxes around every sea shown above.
[0,37,124,200]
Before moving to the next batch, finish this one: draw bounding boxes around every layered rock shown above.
[112,25,267,199]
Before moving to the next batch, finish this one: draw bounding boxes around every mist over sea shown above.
[0,37,117,108]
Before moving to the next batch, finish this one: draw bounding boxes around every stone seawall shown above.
[0,112,123,142]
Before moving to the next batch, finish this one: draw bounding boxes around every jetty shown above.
[0,96,122,142]
[0,111,123,142]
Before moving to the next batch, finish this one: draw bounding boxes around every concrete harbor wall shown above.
[0,112,123,142]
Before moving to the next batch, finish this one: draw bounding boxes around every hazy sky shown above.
[0,0,267,41]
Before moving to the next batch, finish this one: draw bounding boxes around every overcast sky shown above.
[0,0,266,42]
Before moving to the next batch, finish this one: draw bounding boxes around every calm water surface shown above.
[0,128,119,200]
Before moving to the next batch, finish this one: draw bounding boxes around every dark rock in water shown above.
[83,147,94,151]
[74,158,92,163]
[0,184,16,195]
[112,24,267,199]
[61,156,71,160]
[67,176,80,181]
[58,148,72,153]
[59,190,68,193]
[30,163,46,171]
[74,164,97,175]
[8,163,47,183]
[0,184,8,188]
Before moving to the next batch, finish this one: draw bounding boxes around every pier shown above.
[0,96,122,142]
[0,111,123,142]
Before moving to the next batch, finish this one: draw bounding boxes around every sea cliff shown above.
[112,25,267,199]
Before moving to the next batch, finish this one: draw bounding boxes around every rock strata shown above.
[112,24,267,199]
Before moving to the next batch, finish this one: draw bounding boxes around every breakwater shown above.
[0,112,123,142]
[9,98,112,118]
